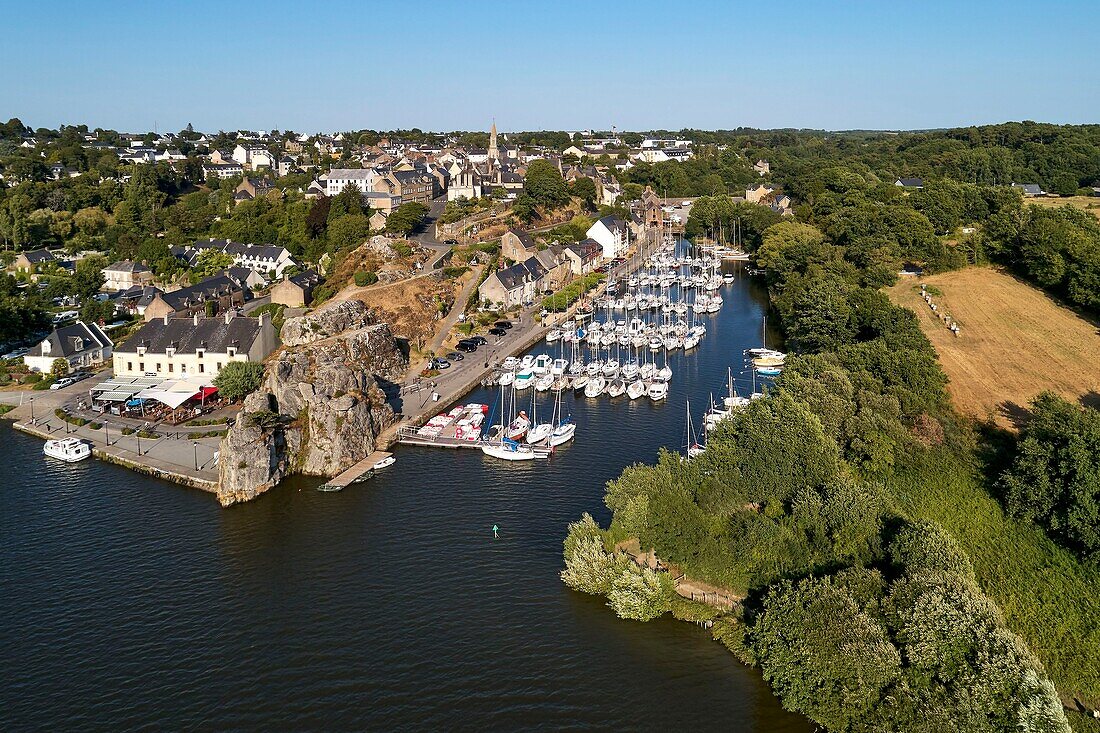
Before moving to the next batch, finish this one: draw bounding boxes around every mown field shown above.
[1026,194,1100,221]
[887,266,1100,428]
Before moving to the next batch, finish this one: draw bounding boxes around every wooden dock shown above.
[319,450,393,491]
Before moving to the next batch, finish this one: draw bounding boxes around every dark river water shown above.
[0,261,808,731]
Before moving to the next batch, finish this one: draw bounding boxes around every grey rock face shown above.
[217,301,407,506]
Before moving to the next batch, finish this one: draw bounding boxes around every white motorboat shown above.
[498,371,515,386]
[647,381,668,401]
[607,378,626,398]
[584,376,606,398]
[43,437,91,463]
[532,354,553,375]
[373,455,396,470]
[534,373,554,392]
[520,354,536,370]
[545,329,562,343]
[585,361,603,377]
[501,356,520,371]
[602,360,619,377]
[513,369,535,390]
[550,358,569,376]
[626,380,647,399]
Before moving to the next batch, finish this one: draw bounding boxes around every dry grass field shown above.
[887,266,1100,428]
[1025,195,1100,220]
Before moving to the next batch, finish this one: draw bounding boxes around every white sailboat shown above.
[685,401,705,459]
[584,375,607,398]
[548,379,576,447]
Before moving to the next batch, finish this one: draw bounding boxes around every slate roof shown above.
[20,249,56,264]
[493,257,548,290]
[105,260,151,274]
[153,274,245,312]
[26,321,112,358]
[289,269,322,288]
[506,228,538,251]
[596,215,626,232]
[119,315,265,355]
[896,177,924,188]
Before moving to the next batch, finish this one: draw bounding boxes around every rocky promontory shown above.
[217,299,407,506]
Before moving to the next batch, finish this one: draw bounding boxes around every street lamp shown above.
[29,397,34,422]
[193,441,199,471]
[104,421,110,446]
[135,429,141,456]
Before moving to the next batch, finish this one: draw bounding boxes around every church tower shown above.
[488,120,499,163]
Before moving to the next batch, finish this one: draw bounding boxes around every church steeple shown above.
[488,119,499,162]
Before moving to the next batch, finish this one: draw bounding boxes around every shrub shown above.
[606,565,675,622]
[214,362,266,402]
[353,270,378,287]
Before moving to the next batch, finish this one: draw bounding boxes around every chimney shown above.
[193,312,200,326]
[257,312,268,327]
[163,313,170,326]
[224,310,234,325]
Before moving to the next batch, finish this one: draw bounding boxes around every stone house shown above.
[270,270,322,307]
[11,249,57,273]
[501,228,539,263]
[142,273,248,321]
[103,260,155,291]
[477,257,548,308]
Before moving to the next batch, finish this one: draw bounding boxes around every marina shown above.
[398,237,783,461]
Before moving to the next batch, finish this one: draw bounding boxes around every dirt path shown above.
[887,266,1100,428]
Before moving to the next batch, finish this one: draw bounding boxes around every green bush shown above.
[33,378,54,390]
[353,269,378,287]
[214,362,266,402]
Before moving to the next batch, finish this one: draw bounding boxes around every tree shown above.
[213,361,266,401]
[51,358,70,377]
[523,159,570,210]
[72,255,107,300]
[327,213,371,249]
[570,176,597,208]
[384,202,428,236]
[606,565,674,621]
[192,249,235,278]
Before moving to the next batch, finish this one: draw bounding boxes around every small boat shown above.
[550,358,569,376]
[520,354,536,370]
[545,329,562,343]
[482,439,537,461]
[373,455,396,470]
[585,360,603,377]
[505,411,530,441]
[549,418,576,447]
[534,373,554,392]
[752,355,785,368]
[756,366,782,377]
[497,371,515,386]
[572,374,590,392]
[607,378,626,398]
[532,354,553,375]
[683,334,700,350]
[501,356,520,371]
[626,380,647,400]
[647,381,668,401]
[584,376,606,398]
[656,365,673,382]
[602,360,619,377]
[43,437,91,463]
[513,369,535,390]
[526,422,554,445]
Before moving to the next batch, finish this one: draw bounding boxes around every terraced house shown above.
[113,312,277,379]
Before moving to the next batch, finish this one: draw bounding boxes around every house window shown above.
[127,362,133,371]
[216,362,222,370]
[168,363,174,373]
[139,362,144,372]
[156,363,161,372]
[199,364,204,374]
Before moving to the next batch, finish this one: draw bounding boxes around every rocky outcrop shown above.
[217,299,407,506]
[280,298,378,347]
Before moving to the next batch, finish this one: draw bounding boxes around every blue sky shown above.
[3,0,1097,134]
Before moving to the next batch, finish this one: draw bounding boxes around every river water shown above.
[0,262,808,731]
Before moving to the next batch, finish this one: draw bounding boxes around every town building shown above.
[895,177,924,189]
[23,321,113,373]
[233,177,278,203]
[142,273,248,321]
[270,270,322,307]
[501,228,540,262]
[185,239,297,278]
[562,239,602,276]
[477,257,548,308]
[103,260,154,292]
[11,249,57,273]
[586,215,629,259]
[202,161,244,180]
[325,168,378,197]
[113,312,277,379]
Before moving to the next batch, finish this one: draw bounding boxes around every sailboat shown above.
[607,378,626,398]
[548,379,576,447]
[482,379,537,460]
[685,401,705,459]
[626,379,646,400]
[647,381,668,401]
[584,375,607,398]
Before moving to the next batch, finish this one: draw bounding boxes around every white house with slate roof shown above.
[23,321,113,373]
[477,257,549,308]
[185,238,297,278]
[113,312,277,379]
[586,215,628,259]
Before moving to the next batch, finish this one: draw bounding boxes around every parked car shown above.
[443,239,458,245]
[432,358,451,370]
[468,336,488,346]
[456,341,478,353]
[50,377,75,390]
[446,351,464,362]
[488,327,507,337]
[69,371,91,382]
[494,320,513,330]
